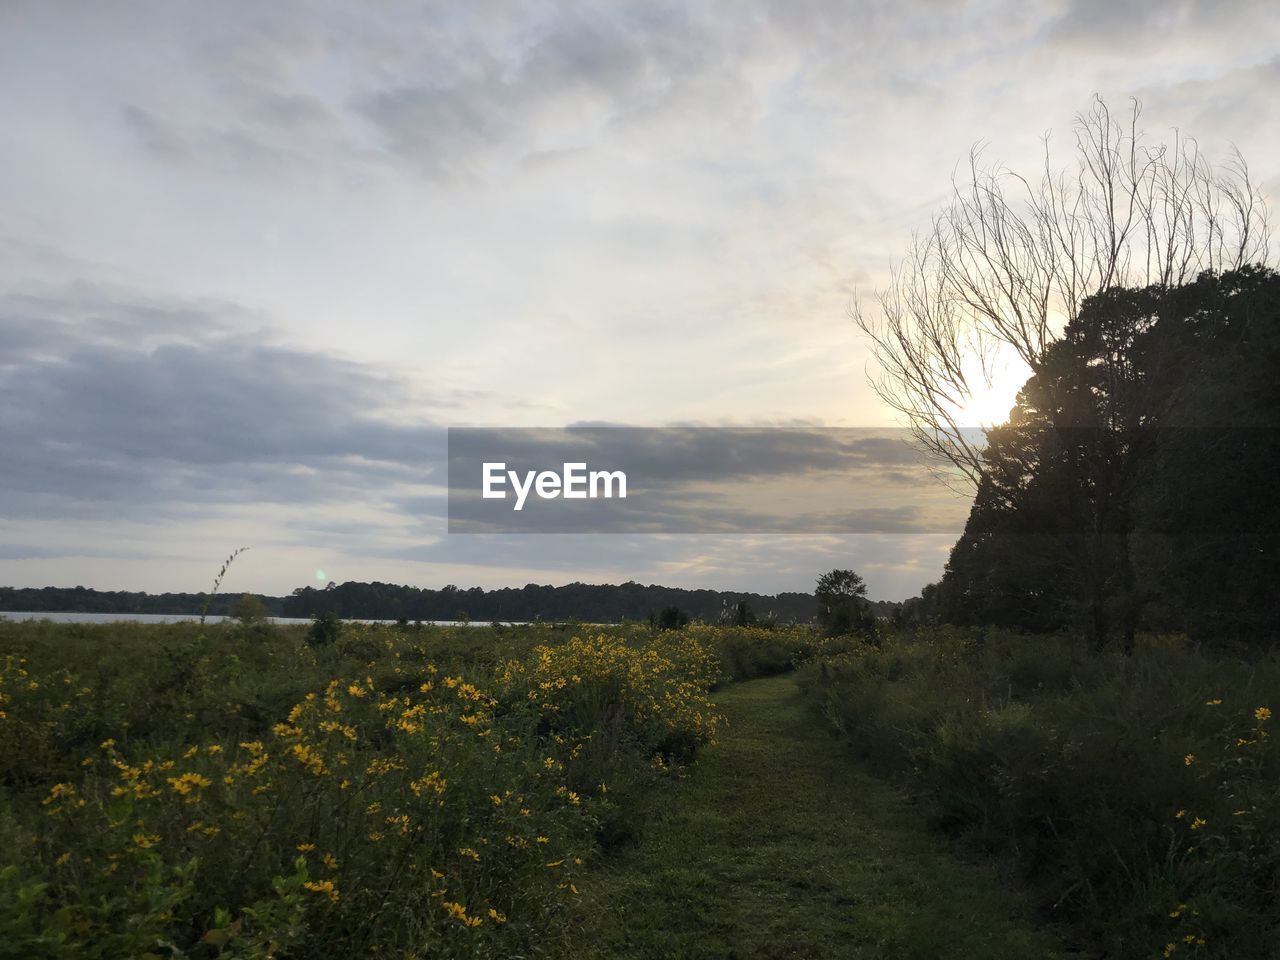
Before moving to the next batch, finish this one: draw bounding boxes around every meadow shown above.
[4,616,1277,959]
[0,617,821,959]
[799,627,1280,959]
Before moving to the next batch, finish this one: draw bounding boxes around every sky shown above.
[2,0,1278,601]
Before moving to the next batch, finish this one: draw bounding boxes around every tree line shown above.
[0,581,901,625]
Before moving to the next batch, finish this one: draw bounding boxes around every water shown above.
[0,612,486,627]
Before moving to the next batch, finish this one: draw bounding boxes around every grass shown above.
[799,627,1280,959]
[569,673,1065,959]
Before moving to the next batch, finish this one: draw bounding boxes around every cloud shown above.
[443,425,965,533]
[0,285,447,522]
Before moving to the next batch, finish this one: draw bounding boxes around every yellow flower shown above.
[488,907,507,923]
[297,843,316,853]
[303,879,339,902]
[1204,698,1221,706]
[1190,817,1207,830]
[43,782,76,804]
[1256,706,1271,722]
[442,901,483,928]
[1183,754,1194,766]
[167,772,213,796]
[132,833,161,849]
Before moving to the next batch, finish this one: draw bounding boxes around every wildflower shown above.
[297,843,317,853]
[167,772,212,796]
[303,879,339,902]
[54,852,71,866]
[1183,753,1195,766]
[442,901,482,928]
[99,738,116,750]
[1174,809,1186,819]
[42,782,76,805]
[1190,817,1207,830]
[132,833,161,849]
[322,853,338,870]
[488,907,507,923]
[1256,706,1271,722]
[1204,698,1222,706]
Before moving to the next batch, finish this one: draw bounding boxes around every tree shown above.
[232,593,268,626]
[655,606,690,631]
[854,96,1270,488]
[936,267,1280,648]
[815,569,873,637]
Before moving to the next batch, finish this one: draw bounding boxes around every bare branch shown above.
[854,95,1273,488]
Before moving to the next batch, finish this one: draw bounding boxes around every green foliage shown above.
[232,594,268,627]
[814,569,874,638]
[306,612,341,648]
[653,607,689,631]
[800,627,1280,959]
[0,619,825,958]
[934,267,1280,649]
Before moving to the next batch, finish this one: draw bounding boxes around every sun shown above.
[948,354,1029,428]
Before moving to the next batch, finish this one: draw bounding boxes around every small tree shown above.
[656,606,690,631]
[307,611,341,647]
[815,569,873,638]
[232,593,268,626]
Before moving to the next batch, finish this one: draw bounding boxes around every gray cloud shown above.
[444,426,966,533]
[0,287,446,521]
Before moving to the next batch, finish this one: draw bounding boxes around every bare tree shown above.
[855,95,1271,485]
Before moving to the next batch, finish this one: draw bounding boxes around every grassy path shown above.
[571,673,1065,959]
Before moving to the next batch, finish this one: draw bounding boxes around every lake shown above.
[0,612,485,626]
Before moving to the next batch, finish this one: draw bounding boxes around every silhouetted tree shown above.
[815,569,874,638]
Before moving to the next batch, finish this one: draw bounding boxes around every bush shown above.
[799,627,1280,958]
[307,612,341,647]
[0,620,734,958]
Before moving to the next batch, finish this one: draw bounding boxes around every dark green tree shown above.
[815,570,873,637]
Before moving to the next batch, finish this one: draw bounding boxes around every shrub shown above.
[307,612,341,648]
[799,627,1280,958]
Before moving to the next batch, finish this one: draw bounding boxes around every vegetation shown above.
[574,673,1063,959]
[0,581,901,625]
[910,268,1280,650]
[0,618,830,958]
[798,627,1280,958]
[814,569,875,639]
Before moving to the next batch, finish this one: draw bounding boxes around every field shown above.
[2,618,1276,959]
[0,618,826,959]
[799,628,1280,959]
